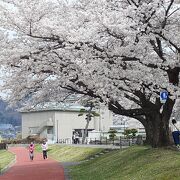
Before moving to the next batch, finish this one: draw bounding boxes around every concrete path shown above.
[0,147,65,180]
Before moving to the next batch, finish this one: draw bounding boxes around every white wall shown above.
[21,111,55,139]
[55,111,98,140]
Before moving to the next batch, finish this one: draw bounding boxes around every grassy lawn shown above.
[69,146,180,180]
[35,144,103,162]
[35,144,180,179]
[0,150,15,172]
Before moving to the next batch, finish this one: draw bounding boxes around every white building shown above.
[21,104,112,143]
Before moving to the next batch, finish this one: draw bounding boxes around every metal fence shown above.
[58,136,144,147]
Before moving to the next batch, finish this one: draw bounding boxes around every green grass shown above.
[35,144,180,179]
[0,150,15,172]
[69,146,180,180]
[35,144,103,162]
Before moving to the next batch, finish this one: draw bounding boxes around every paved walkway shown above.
[0,147,65,180]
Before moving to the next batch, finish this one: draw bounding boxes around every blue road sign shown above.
[160,91,168,100]
[160,91,168,103]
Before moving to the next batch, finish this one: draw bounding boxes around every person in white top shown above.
[41,140,48,159]
[75,132,80,144]
[171,117,180,149]
[170,117,179,131]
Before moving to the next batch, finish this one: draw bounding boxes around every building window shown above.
[29,127,38,134]
[47,127,53,134]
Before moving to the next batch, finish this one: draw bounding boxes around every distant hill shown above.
[0,99,21,126]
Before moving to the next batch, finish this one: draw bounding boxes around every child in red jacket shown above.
[29,142,35,161]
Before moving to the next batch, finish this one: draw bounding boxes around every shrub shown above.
[2,135,44,144]
[123,128,138,138]
[108,129,117,140]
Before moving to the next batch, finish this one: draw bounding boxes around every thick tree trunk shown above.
[144,114,170,147]
[144,99,175,147]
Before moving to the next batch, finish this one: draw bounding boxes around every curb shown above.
[0,150,17,175]
[62,162,83,180]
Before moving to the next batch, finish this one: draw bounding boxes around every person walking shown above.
[171,117,180,149]
[41,140,48,159]
[75,132,80,144]
[72,132,76,144]
[28,142,35,161]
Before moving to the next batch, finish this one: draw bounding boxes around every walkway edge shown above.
[62,162,83,180]
[0,150,17,175]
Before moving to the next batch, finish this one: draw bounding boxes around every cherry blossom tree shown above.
[0,0,180,147]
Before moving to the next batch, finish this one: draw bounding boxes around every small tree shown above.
[123,128,138,138]
[78,102,100,144]
[131,129,138,137]
[123,129,132,138]
[108,128,117,141]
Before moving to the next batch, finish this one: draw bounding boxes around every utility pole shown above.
[56,119,58,143]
